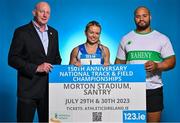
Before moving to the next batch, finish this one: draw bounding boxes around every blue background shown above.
[0,0,179,122]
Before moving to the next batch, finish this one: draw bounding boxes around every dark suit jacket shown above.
[8,22,61,98]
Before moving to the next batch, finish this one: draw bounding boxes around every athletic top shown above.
[116,30,175,89]
[77,44,104,65]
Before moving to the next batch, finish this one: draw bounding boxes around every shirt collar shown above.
[32,20,48,32]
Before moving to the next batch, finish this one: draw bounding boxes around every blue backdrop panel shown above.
[0,0,179,122]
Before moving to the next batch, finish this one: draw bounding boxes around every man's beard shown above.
[136,21,150,31]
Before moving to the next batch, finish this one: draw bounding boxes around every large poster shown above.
[49,65,146,122]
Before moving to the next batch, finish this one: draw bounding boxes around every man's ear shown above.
[32,10,36,16]
[150,15,152,21]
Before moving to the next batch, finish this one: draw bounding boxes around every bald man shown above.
[115,6,175,122]
[8,1,61,122]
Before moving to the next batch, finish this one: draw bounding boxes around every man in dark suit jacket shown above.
[8,1,61,122]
